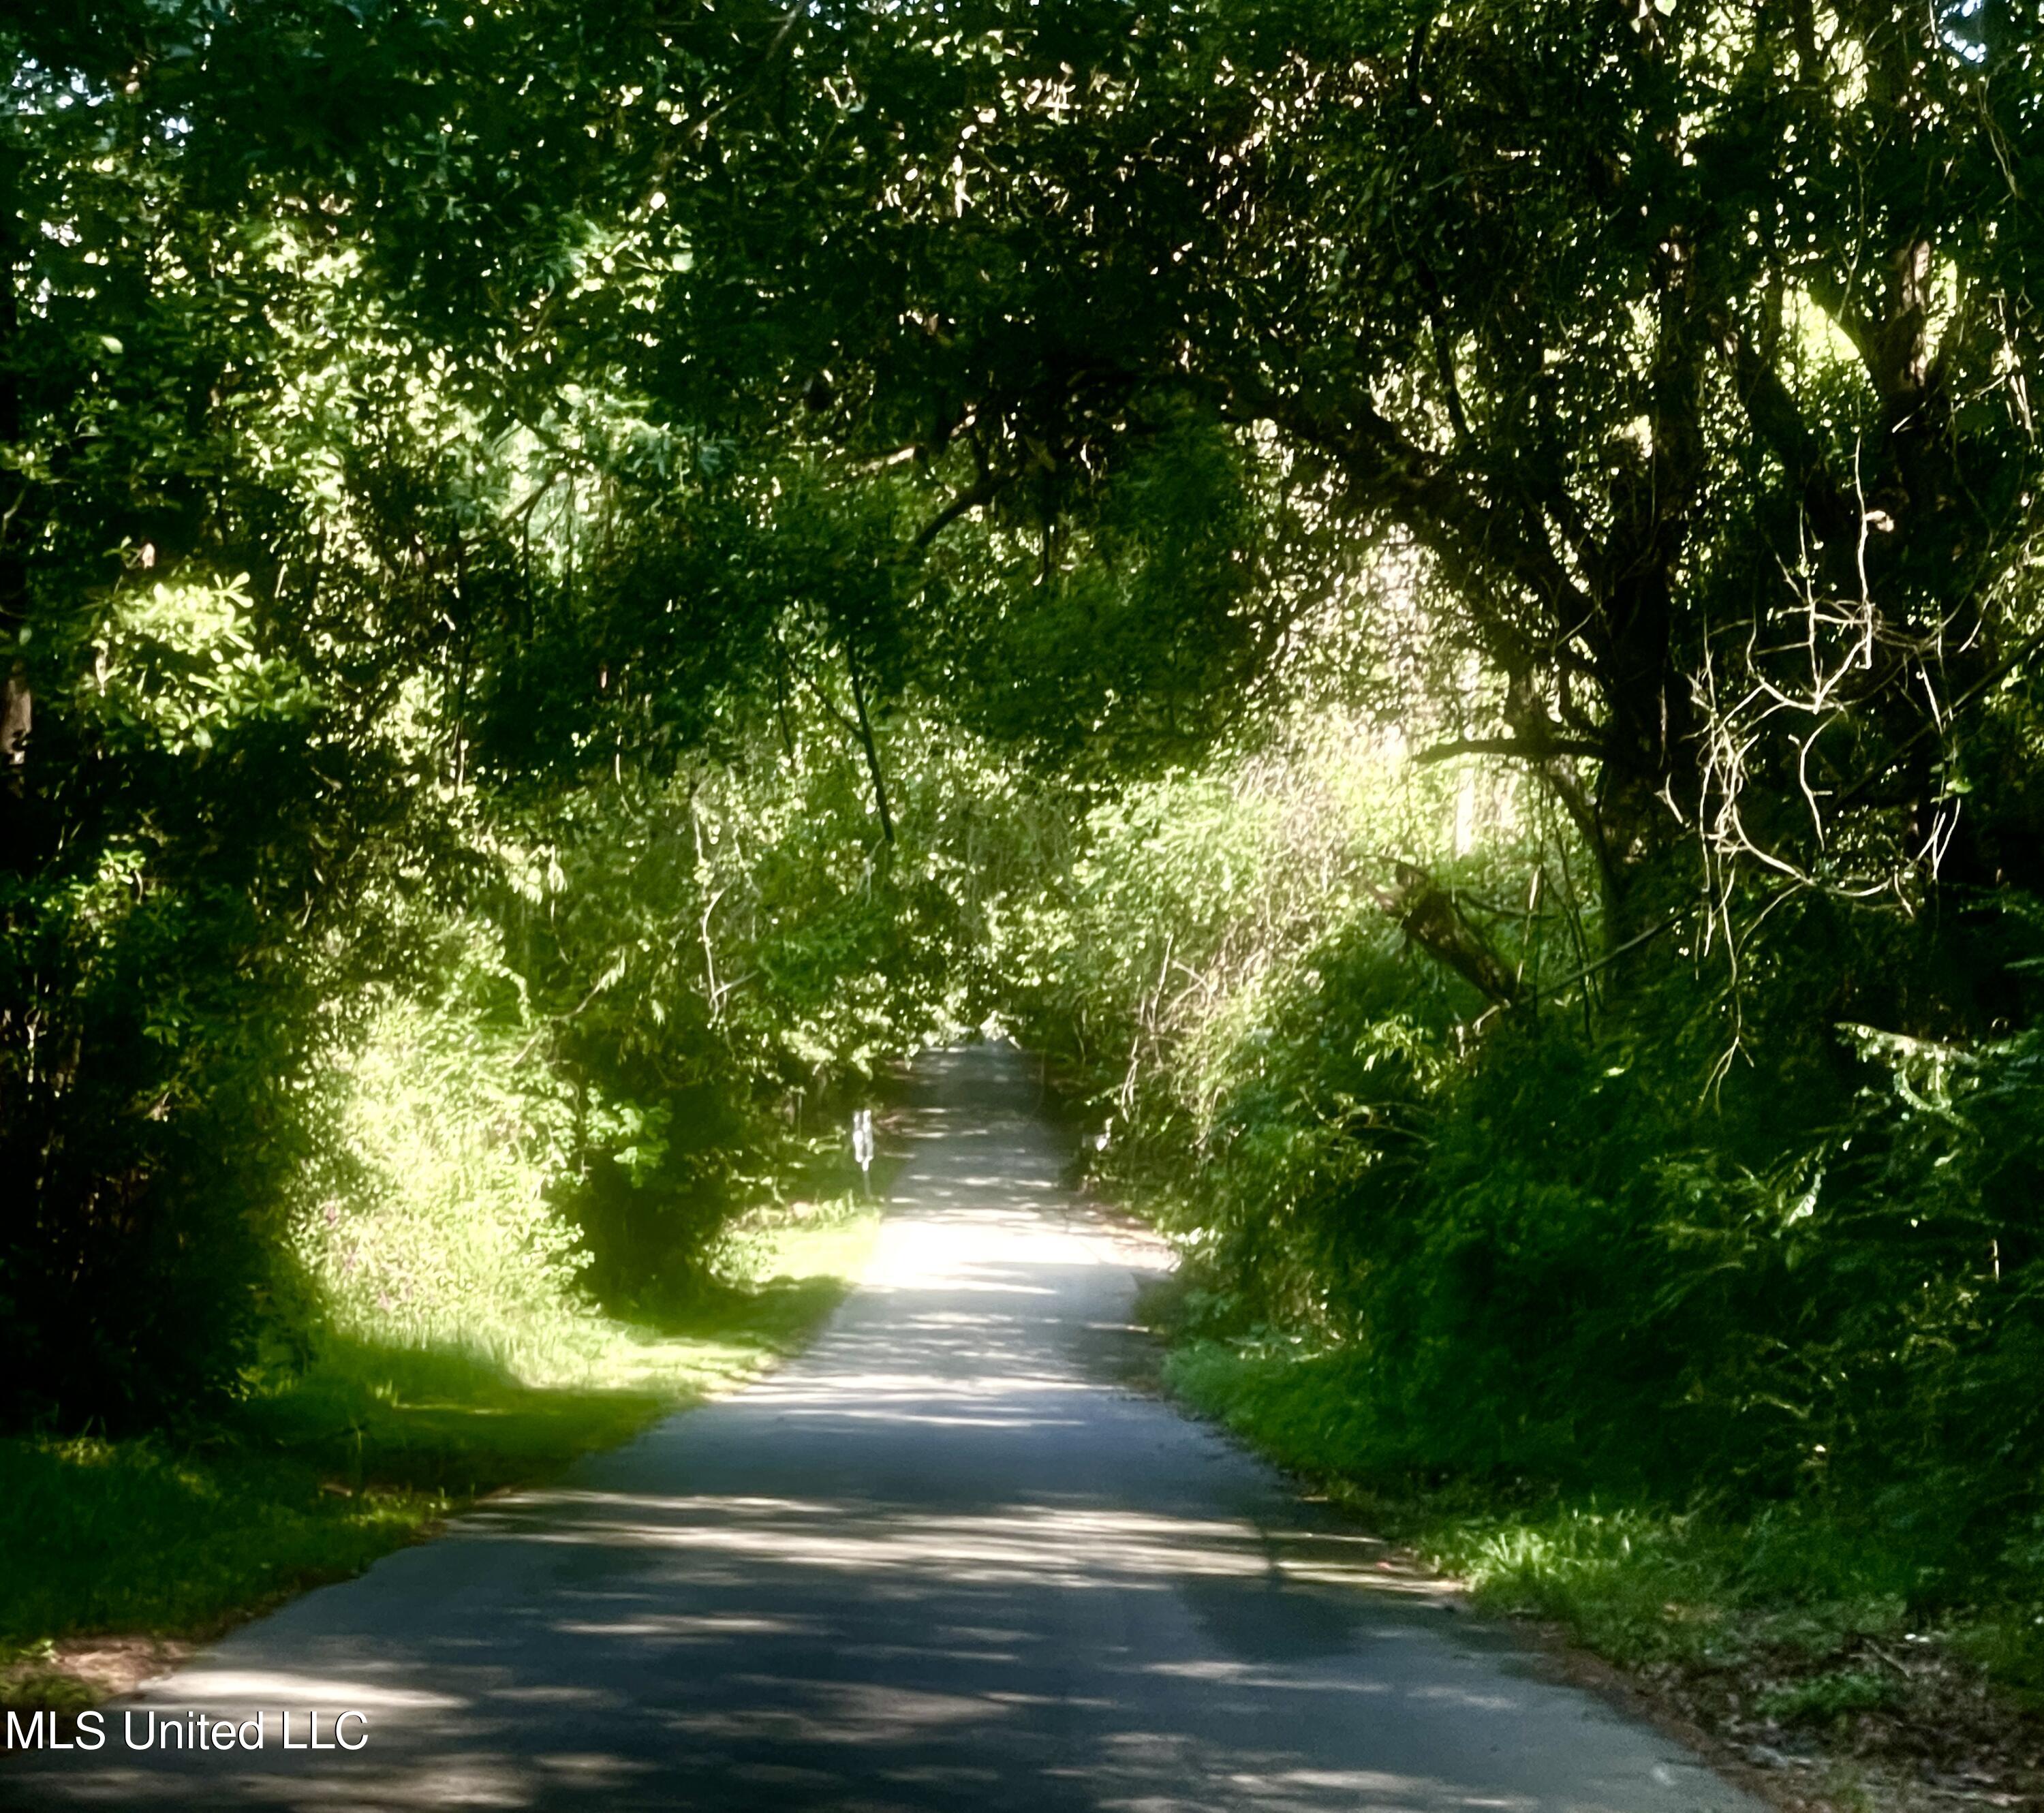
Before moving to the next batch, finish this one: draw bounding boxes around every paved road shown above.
[5,1044,1761,1813]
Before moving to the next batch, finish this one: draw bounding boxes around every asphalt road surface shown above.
[4,1043,1763,1813]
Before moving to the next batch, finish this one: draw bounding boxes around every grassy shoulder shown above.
[1,1204,879,1712]
[1162,1331,2044,1811]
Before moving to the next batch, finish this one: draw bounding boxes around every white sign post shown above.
[851,1108,875,1196]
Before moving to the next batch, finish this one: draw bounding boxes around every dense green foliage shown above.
[7,0,2044,1700]
[1002,720,2044,1646]
[0,0,1042,1417]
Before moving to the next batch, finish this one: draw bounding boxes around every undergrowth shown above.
[0,1205,878,1702]
[1161,1329,2044,1713]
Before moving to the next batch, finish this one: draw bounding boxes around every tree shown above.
[653,0,2044,954]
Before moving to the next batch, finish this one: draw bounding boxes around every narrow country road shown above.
[5,1044,1761,1813]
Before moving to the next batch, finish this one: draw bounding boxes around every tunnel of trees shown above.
[7,0,2044,1680]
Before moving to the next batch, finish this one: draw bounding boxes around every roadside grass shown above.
[0,1205,878,1704]
[1160,1329,2044,1781]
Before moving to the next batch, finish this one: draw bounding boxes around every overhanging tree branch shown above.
[845,645,895,845]
[1373,863,1522,1008]
[1413,735,1604,764]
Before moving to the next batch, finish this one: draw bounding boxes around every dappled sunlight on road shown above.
[493,1496,1413,1596]
[3,1045,1757,1813]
